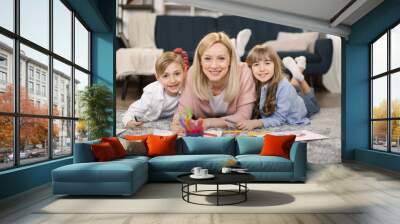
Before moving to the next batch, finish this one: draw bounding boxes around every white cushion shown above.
[277,32,319,53]
[264,39,308,52]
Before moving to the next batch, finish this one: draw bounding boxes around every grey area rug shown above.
[116,107,341,164]
[38,183,360,214]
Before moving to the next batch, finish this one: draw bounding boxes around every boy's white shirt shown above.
[122,81,178,127]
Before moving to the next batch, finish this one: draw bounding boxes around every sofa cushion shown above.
[236,137,263,155]
[236,155,293,172]
[52,159,147,183]
[177,137,236,155]
[101,137,127,158]
[217,15,302,52]
[91,142,118,162]
[260,134,296,159]
[148,154,235,172]
[147,134,177,157]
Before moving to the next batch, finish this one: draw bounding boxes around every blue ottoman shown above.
[52,156,148,196]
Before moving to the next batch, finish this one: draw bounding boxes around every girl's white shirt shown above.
[122,81,179,127]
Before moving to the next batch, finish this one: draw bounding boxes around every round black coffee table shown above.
[177,173,255,206]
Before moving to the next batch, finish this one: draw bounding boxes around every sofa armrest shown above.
[73,140,100,163]
[289,141,307,181]
[313,38,333,74]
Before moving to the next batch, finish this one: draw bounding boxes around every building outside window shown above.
[0,54,7,90]
[0,0,91,170]
[370,23,400,154]
[28,81,34,94]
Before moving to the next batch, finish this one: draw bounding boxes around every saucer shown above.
[190,174,215,179]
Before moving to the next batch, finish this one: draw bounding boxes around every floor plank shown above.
[1,162,400,224]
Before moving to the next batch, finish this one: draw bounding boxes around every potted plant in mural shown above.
[79,84,113,140]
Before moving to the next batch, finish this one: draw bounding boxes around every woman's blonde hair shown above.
[191,32,240,103]
[246,44,284,118]
[155,51,185,76]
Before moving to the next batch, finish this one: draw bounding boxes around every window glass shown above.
[74,69,89,118]
[53,119,72,158]
[20,44,49,115]
[391,72,400,118]
[53,59,72,117]
[372,121,388,151]
[74,18,89,70]
[53,0,72,60]
[391,24,400,70]
[391,121,400,153]
[20,0,49,49]
[0,116,13,170]
[0,0,14,31]
[0,35,14,113]
[372,77,387,119]
[19,117,49,165]
[372,33,387,76]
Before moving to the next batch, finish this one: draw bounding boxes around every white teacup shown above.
[221,167,232,174]
[200,169,208,176]
[191,167,202,176]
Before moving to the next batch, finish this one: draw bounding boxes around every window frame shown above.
[0,0,92,171]
[370,20,400,154]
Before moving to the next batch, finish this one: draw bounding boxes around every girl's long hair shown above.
[191,32,240,103]
[246,44,284,118]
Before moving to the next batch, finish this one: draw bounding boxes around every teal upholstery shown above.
[236,155,293,172]
[177,137,235,155]
[52,137,307,195]
[235,137,263,155]
[149,154,234,179]
[52,157,148,195]
[73,139,100,163]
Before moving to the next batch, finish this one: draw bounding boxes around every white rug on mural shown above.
[38,182,360,214]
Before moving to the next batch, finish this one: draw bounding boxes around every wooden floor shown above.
[1,162,400,224]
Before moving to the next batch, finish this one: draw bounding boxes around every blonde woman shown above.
[172,32,256,131]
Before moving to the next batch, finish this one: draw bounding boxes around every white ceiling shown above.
[171,0,384,37]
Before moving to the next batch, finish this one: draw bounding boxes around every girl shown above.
[171,32,256,131]
[236,45,319,130]
[122,50,188,129]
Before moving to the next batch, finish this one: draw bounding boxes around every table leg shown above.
[217,184,219,206]
[245,183,247,201]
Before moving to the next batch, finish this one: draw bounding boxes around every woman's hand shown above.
[203,118,227,129]
[236,119,263,130]
[125,120,144,129]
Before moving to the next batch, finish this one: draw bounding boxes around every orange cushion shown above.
[124,135,150,141]
[260,134,296,159]
[146,134,177,157]
[91,142,117,162]
[101,137,126,158]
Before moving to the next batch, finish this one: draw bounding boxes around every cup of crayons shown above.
[178,109,204,137]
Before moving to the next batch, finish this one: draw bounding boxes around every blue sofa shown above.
[52,137,307,196]
[155,15,333,76]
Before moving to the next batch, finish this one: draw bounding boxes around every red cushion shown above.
[91,142,117,162]
[146,134,177,157]
[260,134,296,159]
[101,137,126,158]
